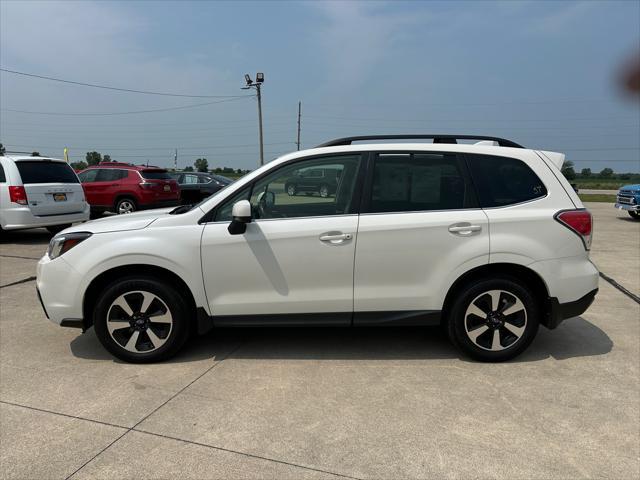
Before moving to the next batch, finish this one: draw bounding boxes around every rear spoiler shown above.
[537,150,565,169]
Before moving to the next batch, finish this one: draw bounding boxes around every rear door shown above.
[353,151,489,321]
[15,160,86,216]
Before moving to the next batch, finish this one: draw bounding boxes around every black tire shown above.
[319,184,330,198]
[446,276,540,362]
[115,197,137,214]
[628,211,640,220]
[93,276,191,363]
[46,224,72,235]
[285,183,297,196]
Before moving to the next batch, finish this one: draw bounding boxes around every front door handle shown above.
[319,232,352,244]
[448,223,482,236]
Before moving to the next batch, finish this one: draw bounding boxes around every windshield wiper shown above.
[169,204,193,215]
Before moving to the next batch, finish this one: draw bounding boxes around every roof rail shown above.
[316,135,524,149]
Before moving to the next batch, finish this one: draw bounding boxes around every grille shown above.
[617,195,635,205]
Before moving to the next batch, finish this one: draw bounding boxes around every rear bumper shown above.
[546,289,598,329]
[615,203,639,212]
[1,204,90,230]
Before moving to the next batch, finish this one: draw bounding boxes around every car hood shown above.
[66,208,174,234]
[619,184,640,192]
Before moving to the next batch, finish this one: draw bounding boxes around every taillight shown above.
[555,209,593,250]
[139,182,154,189]
[8,186,28,205]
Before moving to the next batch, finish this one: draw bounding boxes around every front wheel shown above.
[319,184,330,198]
[446,277,539,362]
[286,184,296,196]
[93,277,191,363]
[628,211,640,220]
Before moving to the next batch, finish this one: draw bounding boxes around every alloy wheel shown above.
[106,290,173,353]
[319,185,329,198]
[464,289,527,351]
[287,185,296,196]
[117,200,135,214]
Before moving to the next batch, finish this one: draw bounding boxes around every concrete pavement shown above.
[0,204,638,479]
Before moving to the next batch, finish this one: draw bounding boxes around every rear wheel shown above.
[46,224,71,235]
[628,211,640,220]
[115,197,137,214]
[93,277,191,363]
[446,277,539,362]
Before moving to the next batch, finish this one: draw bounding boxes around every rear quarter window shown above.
[141,170,171,180]
[467,154,546,207]
[15,161,79,184]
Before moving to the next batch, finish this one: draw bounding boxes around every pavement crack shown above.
[0,254,42,260]
[132,428,364,480]
[0,275,37,289]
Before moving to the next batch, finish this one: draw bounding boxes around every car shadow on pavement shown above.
[70,316,612,364]
[0,228,52,245]
[617,216,639,223]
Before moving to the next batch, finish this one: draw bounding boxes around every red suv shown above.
[77,162,180,215]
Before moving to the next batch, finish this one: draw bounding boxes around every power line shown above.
[0,68,246,98]
[3,142,295,151]
[0,96,252,116]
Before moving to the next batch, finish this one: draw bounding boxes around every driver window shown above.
[250,155,361,220]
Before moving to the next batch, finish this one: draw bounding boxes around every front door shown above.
[201,154,363,323]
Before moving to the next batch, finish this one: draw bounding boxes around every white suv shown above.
[0,155,90,234]
[36,135,599,363]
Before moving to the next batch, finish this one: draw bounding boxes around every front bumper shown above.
[36,255,85,327]
[546,288,598,329]
[615,203,639,212]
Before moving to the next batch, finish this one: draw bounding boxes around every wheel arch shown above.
[113,194,138,209]
[82,264,197,330]
[442,263,551,325]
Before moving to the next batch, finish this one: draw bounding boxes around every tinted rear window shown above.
[467,155,546,207]
[369,152,476,213]
[16,161,79,184]
[141,170,171,180]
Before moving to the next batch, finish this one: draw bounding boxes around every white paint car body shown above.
[36,140,599,362]
[0,155,90,231]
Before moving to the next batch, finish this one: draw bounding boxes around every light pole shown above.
[242,73,265,166]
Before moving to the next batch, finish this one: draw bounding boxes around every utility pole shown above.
[256,83,264,165]
[296,101,301,151]
[174,148,178,170]
[242,73,265,166]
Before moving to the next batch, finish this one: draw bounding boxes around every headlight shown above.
[48,232,92,259]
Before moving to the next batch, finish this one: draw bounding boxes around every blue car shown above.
[615,184,640,219]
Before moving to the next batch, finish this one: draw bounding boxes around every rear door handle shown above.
[448,223,482,236]
[319,232,352,244]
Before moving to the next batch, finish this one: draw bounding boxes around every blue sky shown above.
[1,0,639,171]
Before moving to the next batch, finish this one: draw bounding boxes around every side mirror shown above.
[228,200,252,235]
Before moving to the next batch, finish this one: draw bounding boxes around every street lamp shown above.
[242,72,265,166]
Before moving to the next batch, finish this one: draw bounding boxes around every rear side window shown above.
[141,170,171,180]
[96,169,126,181]
[467,154,547,207]
[15,161,79,184]
[0,164,5,183]
[369,152,476,213]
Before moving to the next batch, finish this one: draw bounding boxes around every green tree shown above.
[0,143,5,155]
[183,166,194,172]
[86,151,102,166]
[580,168,592,178]
[70,161,88,171]
[194,158,209,172]
[561,160,576,180]
[599,167,614,178]
[31,151,40,157]
[103,154,112,162]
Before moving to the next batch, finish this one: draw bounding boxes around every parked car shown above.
[284,166,341,197]
[169,172,232,204]
[0,155,90,234]
[77,162,180,215]
[615,184,640,219]
[37,134,598,363]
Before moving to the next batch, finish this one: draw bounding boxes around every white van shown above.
[0,155,90,234]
